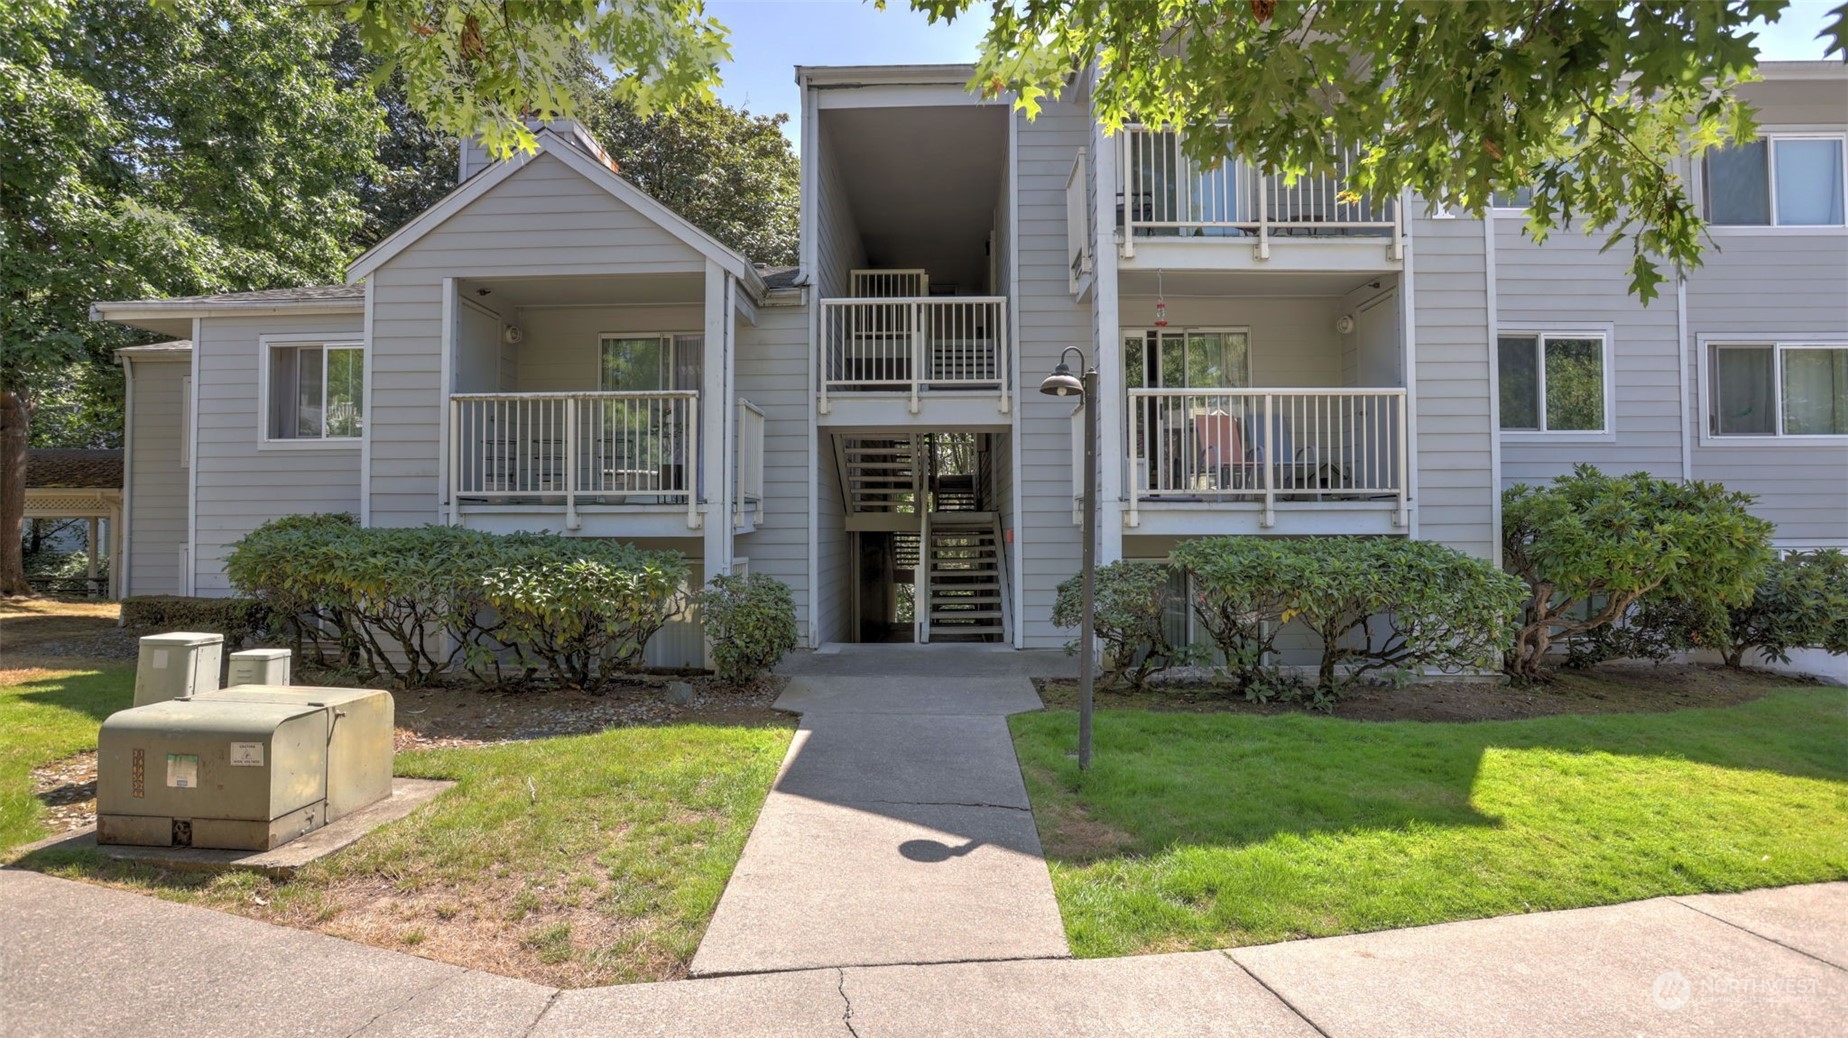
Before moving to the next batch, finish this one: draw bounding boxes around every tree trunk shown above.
[1,390,31,596]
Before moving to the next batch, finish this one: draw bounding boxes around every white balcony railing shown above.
[449,391,700,529]
[1119,127,1403,261]
[1126,388,1408,528]
[735,397,765,528]
[819,297,1010,414]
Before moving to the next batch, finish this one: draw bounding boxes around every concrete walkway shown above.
[4,868,1841,1037]
[687,644,1071,976]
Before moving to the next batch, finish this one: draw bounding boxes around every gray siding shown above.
[814,134,866,298]
[367,151,709,528]
[1688,73,1848,546]
[733,303,814,634]
[192,313,365,594]
[123,355,190,596]
[816,435,850,644]
[1684,233,1848,545]
[1015,101,1094,646]
[1407,214,1497,559]
[1493,219,1683,486]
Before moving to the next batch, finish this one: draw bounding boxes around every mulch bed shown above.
[1032,663,1832,723]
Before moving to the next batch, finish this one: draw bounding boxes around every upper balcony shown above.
[1109,127,1404,273]
[817,271,1012,427]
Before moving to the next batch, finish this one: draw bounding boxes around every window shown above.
[1498,333,1608,433]
[1704,136,1847,227]
[1125,329,1251,389]
[1709,343,1848,437]
[598,333,702,391]
[267,343,363,440]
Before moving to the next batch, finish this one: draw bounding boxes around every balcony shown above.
[1119,388,1409,534]
[1117,128,1404,270]
[818,296,1011,424]
[448,391,765,536]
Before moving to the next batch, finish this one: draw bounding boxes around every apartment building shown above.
[98,61,1848,655]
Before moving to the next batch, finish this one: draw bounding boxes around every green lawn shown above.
[0,665,132,852]
[1011,688,1848,958]
[5,662,793,987]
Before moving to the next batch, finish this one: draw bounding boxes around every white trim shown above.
[1399,190,1420,540]
[1483,211,1503,565]
[437,279,456,521]
[179,375,192,471]
[1008,106,1025,648]
[1092,114,1125,568]
[360,282,374,526]
[255,335,367,450]
[92,300,362,322]
[1676,278,1693,481]
[186,318,200,596]
[120,355,135,598]
[345,130,765,297]
[1695,334,1848,446]
[1493,326,1618,441]
[801,73,822,648]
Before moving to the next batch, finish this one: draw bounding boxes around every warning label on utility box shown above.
[166,753,199,788]
[229,742,265,767]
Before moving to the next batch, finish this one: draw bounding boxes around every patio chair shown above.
[1193,410,1242,490]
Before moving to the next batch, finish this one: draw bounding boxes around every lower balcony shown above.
[1119,387,1409,536]
[818,296,1012,425]
[447,391,763,537]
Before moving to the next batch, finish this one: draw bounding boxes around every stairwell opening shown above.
[831,432,1011,645]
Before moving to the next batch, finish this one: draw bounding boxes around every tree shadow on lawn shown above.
[1012,688,1848,864]
[7,669,135,726]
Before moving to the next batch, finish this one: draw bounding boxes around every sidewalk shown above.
[688,644,1069,975]
[3,868,1841,1037]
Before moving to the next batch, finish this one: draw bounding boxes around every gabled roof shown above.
[27,449,123,490]
[347,128,767,298]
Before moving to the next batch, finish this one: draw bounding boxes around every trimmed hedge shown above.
[226,516,690,690]
[120,595,269,650]
[1056,537,1524,705]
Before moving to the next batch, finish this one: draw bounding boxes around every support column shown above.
[86,517,100,596]
[701,261,734,577]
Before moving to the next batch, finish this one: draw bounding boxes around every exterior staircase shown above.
[923,515,1004,641]
[838,437,919,517]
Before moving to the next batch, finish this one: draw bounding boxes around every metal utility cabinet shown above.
[96,685,394,851]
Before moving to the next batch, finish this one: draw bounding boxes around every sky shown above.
[706,0,1843,149]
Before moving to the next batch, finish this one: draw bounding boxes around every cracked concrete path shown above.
[686,645,1074,977]
[7,866,1844,1037]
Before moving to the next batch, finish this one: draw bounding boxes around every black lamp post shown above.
[1040,346,1097,771]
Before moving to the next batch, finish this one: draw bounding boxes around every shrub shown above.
[1640,549,1848,669]
[227,516,688,690]
[1170,538,1294,697]
[474,543,689,690]
[1283,538,1526,698]
[1501,466,1773,681]
[1052,561,1186,690]
[697,573,799,684]
[120,595,269,650]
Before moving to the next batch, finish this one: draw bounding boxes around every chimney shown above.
[457,118,618,185]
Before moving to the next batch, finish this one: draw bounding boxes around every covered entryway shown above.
[827,431,1011,644]
[23,449,123,598]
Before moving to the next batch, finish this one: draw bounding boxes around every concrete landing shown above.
[687,646,1070,976]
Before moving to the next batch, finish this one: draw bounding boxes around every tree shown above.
[907,0,1848,301]
[583,93,799,265]
[326,0,730,158]
[1,1,382,594]
[1501,467,1774,680]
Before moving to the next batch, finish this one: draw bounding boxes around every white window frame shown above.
[1697,334,1848,445]
[257,334,366,449]
[1496,326,1617,441]
[1123,326,1255,389]
[1702,130,1848,235]
[595,331,701,391]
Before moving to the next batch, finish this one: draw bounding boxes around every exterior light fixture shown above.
[1041,346,1098,770]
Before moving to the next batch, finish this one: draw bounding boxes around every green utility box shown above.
[96,685,394,851]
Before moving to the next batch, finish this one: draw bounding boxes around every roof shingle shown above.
[26,449,123,490]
